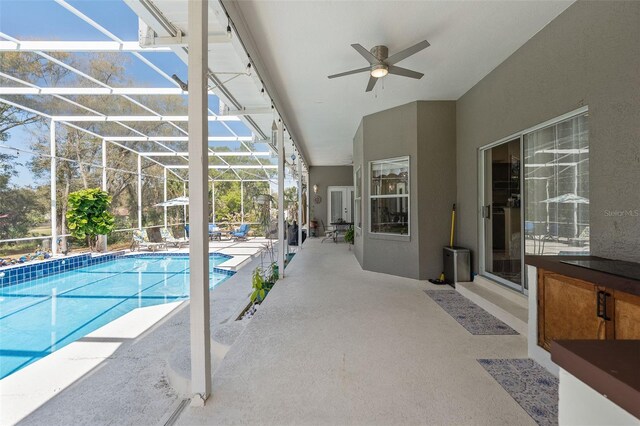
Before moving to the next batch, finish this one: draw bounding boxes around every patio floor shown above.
[177,238,535,425]
[6,237,536,425]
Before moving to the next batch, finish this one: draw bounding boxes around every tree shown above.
[66,188,115,251]
[0,152,47,240]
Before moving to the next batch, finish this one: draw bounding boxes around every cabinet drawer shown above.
[614,291,640,339]
[538,271,605,351]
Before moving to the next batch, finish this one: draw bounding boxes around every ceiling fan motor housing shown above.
[370,45,389,61]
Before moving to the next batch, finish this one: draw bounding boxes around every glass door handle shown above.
[482,205,491,219]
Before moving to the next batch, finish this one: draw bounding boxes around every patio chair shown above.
[209,223,222,241]
[568,226,590,247]
[229,224,250,241]
[320,219,336,243]
[131,229,167,252]
[160,227,188,248]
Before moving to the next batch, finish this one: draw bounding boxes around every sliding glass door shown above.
[479,108,589,293]
[481,138,523,290]
[523,112,589,256]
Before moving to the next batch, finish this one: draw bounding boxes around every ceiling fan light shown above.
[370,65,388,78]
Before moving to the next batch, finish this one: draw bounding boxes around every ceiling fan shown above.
[328,40,430,92]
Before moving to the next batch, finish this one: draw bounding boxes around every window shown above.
[369,157,409,235]
[354,167,361,229]
[524,112,589,255]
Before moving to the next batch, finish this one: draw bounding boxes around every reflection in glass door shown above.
[481,138,522,289]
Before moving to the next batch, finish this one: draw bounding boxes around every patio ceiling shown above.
[0,0,307,183]
[223,0,575,166]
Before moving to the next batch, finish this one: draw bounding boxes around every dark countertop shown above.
[551,340,640,419]
[525,255,640,296]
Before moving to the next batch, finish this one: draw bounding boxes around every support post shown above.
[50,120,57,255]
[277,121,285,278]
[297,160,303,248]
[101,139,108,250]
[137,154,142,229]
[102,139,107,191]
[187,0,211,405]
[163,168,168,228]
[240,180,244,223]
[211,180,215,223]
[183,182,188,227]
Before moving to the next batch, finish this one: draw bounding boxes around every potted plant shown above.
[344,225,354,248]
[66,188,115,252]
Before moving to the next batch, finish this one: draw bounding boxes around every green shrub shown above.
[66,188,115,251]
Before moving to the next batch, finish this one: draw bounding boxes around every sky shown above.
[0,0,260,187]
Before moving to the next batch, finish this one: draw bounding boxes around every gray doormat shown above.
[424,290,518,335]
[478,359,558,426]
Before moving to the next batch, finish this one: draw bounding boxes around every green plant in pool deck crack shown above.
[66,188,115,252]
[251,264,277,303]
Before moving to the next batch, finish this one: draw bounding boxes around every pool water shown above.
[0,254,232,379]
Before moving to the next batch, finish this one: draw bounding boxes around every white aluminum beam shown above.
[167,165,276,170]
[104,136,252,142]
[137,155,142,229]
[0,87,192,96]
[187,0,211,405]
[277,121,285,278]
[0,40,170,52]
[137,151,270,157]
[53,115,240,122]
[297,160,303,248]
[50,120,57,256]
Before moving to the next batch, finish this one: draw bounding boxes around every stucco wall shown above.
[308,165,354,234]
[361,102,420,279]
[456,1,640,270]
[353,122,364,266]
[417,102,457,278]
[353,101,456,280]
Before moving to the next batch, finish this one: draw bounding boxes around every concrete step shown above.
[456,276,528,335]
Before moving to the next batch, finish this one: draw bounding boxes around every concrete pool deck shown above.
[0,239,268,425]
[4,238,534,424]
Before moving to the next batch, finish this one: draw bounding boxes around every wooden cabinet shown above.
[537,269,638,351]
[613,290,640,339]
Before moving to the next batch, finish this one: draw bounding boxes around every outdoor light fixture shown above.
[370,64,389,78]
[171,74,188,91]
[313,184,318,194]
[226,18,232,38]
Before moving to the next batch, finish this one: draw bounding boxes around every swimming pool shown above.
[0,254,233,379]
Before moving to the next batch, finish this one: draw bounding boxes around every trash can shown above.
[443,246,471,285]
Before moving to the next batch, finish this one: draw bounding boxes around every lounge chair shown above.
[131,229,167,252]
[160,227,188,248]
[229,224,250,241]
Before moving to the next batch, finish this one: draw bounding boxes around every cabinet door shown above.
[613,291,640,339]
[538,271,604,351]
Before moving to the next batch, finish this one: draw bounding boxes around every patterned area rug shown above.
[424,290,518,335]
[478,359,558,426]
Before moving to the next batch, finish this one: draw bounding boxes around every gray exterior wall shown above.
[353,122,364,266]
[308,165,353,233]
[457,1,640,269]
[417,102,457,278]
[353,101,456,280]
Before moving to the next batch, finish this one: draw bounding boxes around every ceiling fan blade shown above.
[328,67,371,79]
[386,40,430,65]
[365,76,378,92]
[388,65,424,79]
[351,43,380,65]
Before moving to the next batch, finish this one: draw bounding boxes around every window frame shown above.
[354,166,362,230]
[368,156,410,236]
